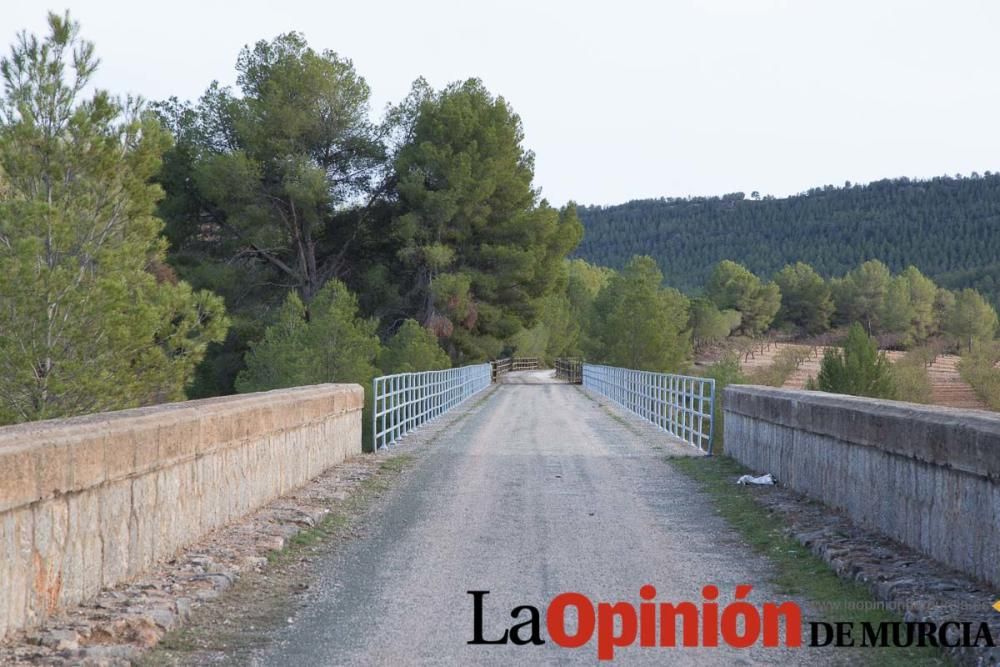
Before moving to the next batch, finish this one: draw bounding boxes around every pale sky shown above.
[4,0,999,206]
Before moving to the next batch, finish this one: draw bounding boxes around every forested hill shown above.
[575,174,1000,304]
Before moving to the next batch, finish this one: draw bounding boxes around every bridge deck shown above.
[498,368,568,384]
[252,383,833,665]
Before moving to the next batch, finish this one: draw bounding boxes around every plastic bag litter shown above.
[736,473,777,486]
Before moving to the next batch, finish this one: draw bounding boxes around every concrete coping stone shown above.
[0,384,364,514]
[723,385,1000,480]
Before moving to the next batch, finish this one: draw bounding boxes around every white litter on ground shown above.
[737,473,777,486]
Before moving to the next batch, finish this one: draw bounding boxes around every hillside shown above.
[575,174,1000,304]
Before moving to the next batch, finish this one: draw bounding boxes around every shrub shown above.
[808,323,896,399]
[958,342,1000,410]
[747,345,812,387]
[890,348,934,404]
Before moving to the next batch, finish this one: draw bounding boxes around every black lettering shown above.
[861,622,888,647]
[937,621,960,648]
[973,622,996,647]
[509,605,545,645]
[916,622,938,647]
[809,622,833,647]
[891,623,914,647]
[468,591,509,645]
[836,622,854,647]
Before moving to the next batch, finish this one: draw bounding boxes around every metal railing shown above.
[491,357,512,381]
[512,357,541,371]
[372,364,492,450]
[554,357,582,383]
[491,356,541,380]
[582,364,715,453]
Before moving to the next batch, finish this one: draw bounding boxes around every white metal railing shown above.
[582,364,716,453]
[372,364,492,450]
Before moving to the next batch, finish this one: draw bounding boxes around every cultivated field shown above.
[723,342,988,411]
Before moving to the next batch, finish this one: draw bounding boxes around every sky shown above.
[4,0,999,206]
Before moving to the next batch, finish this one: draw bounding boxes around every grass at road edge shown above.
[669,455,950,666]
[268,454,415,564]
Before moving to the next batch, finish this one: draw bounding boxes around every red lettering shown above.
[597,602,638,660]
[547,593,595,648]
[762,601,802,647]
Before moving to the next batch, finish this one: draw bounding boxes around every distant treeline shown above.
[575,175,1000,306]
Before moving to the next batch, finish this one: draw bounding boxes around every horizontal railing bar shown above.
[581,363,715,454]
[371,363,492,451]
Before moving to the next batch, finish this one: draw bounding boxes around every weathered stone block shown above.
[34,439,73,503]
[0,383,363,639]
[99,479,131,587]
[0,446,36,513]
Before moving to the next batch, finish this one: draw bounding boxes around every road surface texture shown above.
[251,372,836,666]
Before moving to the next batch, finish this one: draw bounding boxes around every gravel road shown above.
[250,375,836,666]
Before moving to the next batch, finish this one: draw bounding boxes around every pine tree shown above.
[392,79,583,362]
[705,260,780,336]
[944,289,998,352]
[810,323,895,398]
[587,256,691,372]
[236,280,380,392]
[0,13,228,423]
[773,262,834,334]
[377,319,451,374]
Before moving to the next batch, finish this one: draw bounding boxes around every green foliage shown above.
[890,348,934,404]
[944,288,998,352]
[509,291,579,363]
[705,260,780,336]
[565,258,612,354]
[689,298,741,350]
[810,324,896,399]
[392,79,582,363]
[773,262,833,334]
[153,32,387,393]
[958,342,1000,410]
[236,280,379,393]
[155,32,383,302]
[575,175,1000,309]
[900,266,939,342]
[539,292,579,360]
[0,13,228,424]
[832,260,891,334]
[377,319,451,374]
[587,256,691,372]
[881,275,915,342]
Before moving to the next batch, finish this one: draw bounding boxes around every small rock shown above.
[175,597,193,620]
[147,608,176,631]
[39,629,79,651]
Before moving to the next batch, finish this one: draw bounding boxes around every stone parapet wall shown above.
[724,386,1000,588]
[0,384,363,638]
